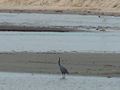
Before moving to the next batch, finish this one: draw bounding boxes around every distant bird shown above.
[58,57,69,79]
[98,15,101,18]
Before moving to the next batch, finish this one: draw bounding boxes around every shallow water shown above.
[0,72,120,90]
[0,13,120,27]
[0,31,120,52]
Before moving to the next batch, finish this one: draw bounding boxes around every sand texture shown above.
[0,52,120,77]
[0,0,120,15]
[0,0,120,8]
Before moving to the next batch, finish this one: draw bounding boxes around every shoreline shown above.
[0,25,118,32]
[0,52,120,77]
[0,7,120,16]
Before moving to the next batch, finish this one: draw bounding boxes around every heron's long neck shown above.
[58,58,61,66]
[58,62,60,66]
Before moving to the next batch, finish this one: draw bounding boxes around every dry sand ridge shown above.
[0,0,120,15]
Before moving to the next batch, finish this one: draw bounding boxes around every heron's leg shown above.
[62,74,65,79]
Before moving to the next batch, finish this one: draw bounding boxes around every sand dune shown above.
[0,0,120,15]
[0,0,120,8]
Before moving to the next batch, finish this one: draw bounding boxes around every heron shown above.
[58,57,69,79]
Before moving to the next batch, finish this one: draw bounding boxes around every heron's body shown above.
[58,57,69,79]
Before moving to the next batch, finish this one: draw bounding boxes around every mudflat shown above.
[0,52,120,77]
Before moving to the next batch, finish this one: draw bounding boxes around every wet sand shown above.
[0,52,120,77]
[0,25,114,32]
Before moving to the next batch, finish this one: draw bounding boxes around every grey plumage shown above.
[58,57,69,79]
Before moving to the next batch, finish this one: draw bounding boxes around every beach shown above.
[0,0,120,78]
[0,1,120,89]
[0,31,120,77]
[0,52,120,77]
